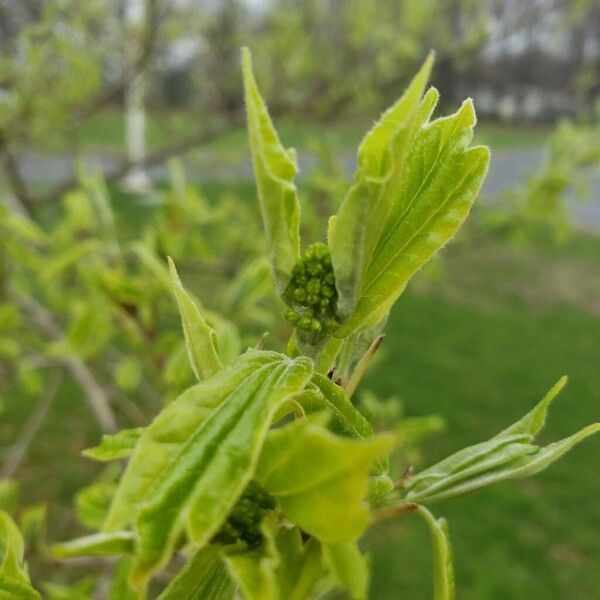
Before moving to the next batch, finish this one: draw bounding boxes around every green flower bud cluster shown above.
[283,242,339,334]
[213,480,276,547]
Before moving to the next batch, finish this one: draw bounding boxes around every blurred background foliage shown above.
[0,0,599,597]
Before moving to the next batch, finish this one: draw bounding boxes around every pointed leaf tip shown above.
[168,257,223,381]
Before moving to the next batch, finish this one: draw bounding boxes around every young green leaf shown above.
[0,511,41,599]
[242,47,300,294]
[130,353,313,585]
[329,53,490,338]
[168,257,223,381]
[51,532,134,559]
[329,54,436,319]
[223,515,323,600]
[255,415,394,543]
[157,546,235,600]
[417,506,455,600]
[322,542,369,600]
[406,378,600,503]
[83,428,143,462]
[104,351,286,532]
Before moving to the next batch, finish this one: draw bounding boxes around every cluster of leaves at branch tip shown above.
[212,480,276,547]
[283,243,340,336]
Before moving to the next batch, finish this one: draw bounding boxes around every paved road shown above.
[10,149,600,230]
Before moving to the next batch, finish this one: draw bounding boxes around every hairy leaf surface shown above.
[329,53,490,337]
[242,47,300,294]
[329,54,435,319]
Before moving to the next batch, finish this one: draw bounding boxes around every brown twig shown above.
[1,369,64,479]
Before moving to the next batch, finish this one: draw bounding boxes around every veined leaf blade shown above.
[340,135,489,336]
[406,379,600,504]
[130,355,313,585]
[104,351,281,532]
[330,56,435,320]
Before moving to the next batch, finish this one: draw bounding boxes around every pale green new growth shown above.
[417,506,455,600]
[406,378,600,503]
[255,414,394,543]
[104,352,285,532]
[133,356,312,584]
[329,52,436,321]
[51,531,135,559]
[83,427,143,461]
[0,511,40,599]
[242,47,301,294]
[168,257,223,381]
[334,95,490,336]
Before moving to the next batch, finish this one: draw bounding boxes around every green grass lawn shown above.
[364,234,600,599]
[44,108,551,155]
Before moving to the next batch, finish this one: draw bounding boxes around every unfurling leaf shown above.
[330,52,489,337]
[417,506,455,600]
[406,377,600,503]
[157,546,235,600]
[223,515,323,600]
[255,415,394,543]
[242,47,300,294]
[168,257,223,381]
[83,428,143,462]
[329,53,435,321]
